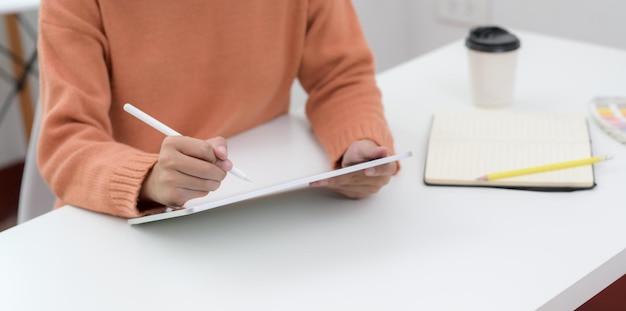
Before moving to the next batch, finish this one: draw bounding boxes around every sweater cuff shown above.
[109,152,160,217]
[312,106,395,167]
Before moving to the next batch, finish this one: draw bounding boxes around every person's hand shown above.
[139,136,232,207]
[310,139,397,199]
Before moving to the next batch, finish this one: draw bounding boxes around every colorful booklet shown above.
[423,110,596,191]
[589,97,626,144]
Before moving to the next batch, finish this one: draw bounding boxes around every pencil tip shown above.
[476,175,488,181]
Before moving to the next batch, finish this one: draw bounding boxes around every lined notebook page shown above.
[424,110,594,189]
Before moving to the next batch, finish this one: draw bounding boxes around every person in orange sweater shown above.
[37,0,398,218]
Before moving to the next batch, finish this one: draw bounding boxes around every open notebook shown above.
[423,110,595,191]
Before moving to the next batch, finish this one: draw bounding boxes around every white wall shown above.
[351,0,416,72]
[367,0,626,73]
[2,1,626,167]
[492,0,626,50]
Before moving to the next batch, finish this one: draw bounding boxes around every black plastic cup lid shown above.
[466,26,520,52]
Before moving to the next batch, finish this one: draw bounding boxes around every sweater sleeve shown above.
[298,0,395,166]
[37,0,159,218]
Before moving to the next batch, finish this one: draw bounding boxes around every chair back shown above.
[18,102,55,224]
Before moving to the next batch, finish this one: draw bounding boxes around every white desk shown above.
[1,31,625,311]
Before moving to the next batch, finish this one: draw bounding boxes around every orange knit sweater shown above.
[37,0,395,218]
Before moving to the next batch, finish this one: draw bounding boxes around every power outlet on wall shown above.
[437,0,491,26]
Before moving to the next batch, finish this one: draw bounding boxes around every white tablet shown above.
[128,151,412,225]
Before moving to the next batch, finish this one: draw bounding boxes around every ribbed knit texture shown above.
[37,0,395,218]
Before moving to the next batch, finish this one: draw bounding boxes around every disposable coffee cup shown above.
[466,26,520,108]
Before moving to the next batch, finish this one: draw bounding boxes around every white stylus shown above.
[123,103,252,182]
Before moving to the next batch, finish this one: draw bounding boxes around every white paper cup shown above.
[466,27,520,108]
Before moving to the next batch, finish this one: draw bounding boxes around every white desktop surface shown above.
[2,31,625,311]
[0,0,39,14]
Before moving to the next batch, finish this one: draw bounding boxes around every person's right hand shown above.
[139,136,232,207]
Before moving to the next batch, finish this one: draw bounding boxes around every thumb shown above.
[342,141,388,167]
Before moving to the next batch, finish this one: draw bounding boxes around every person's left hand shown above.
[310,139,397,199]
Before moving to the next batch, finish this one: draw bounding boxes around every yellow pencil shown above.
[477,155,613,181]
